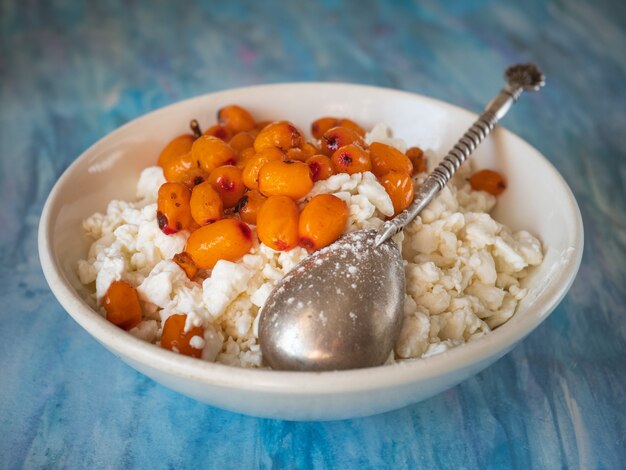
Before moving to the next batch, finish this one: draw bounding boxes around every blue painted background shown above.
[1,0,625,468]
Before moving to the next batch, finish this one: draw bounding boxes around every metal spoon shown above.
[259,64,546,371]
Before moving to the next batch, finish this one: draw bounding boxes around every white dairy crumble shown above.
[77,125,543,367]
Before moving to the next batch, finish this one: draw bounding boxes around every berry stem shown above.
[190,119,202,139]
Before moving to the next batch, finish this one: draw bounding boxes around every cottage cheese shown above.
[77,125,543,367]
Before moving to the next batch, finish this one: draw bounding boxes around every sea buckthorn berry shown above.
[254,120,304,152]
[190,181,224,226]
[249,121,270,138]
[192,135,237,174]
[185,218,253,269]
[331,144,372,175]
[173,251,198,280]
[300,142,320,158]
[235,190,266,225]
[320,126,366,156]
[256,196,299,251]
[217,105,256,134]
[157,182,194,234]
[236,147,257,170]
[379,171,415,216]
[229,131,255,155]
[469,169,507,196]
[252,121,273,139]
[285,142,320,162]
[406,146,427,174]
[242,147,285,190]
[299,194,348,250]
[207,165,246,208]
[286,147,308,162]
[311,117,339,140]
[370,142,413,177]
[258,160,313,200]
[157,134,194,168]
[255,120,272,131]
[337,118,365,136]
[203,124,232,141]
[162,151,208,186]
[103,280,142,331]
[161,314,204,358]
[306,155,335,181]
[258,146,286,160]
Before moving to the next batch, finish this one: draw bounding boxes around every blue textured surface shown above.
[1,0,625,467]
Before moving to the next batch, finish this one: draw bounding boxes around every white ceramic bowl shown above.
[39,83,583,421]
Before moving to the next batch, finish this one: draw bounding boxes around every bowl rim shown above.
[38,82,584,395]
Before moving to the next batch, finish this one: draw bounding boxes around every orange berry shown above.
[469,169,507,196]
[254,120,272,131]
[320,126,365,156]
[258,147,286,160]
[173,251,198,280]
[185,218,253,269]
[157,182,194,234]
[102,281,142,331]
[331,144,372,174]
[379,171,415,215]
[162,151,208,187]
[300,142,320,158]
[191,135,237,174]
[203,124,232,141]
[242,147,285,190]
[256,195,299,251]
[336,118,365,136]
[229,131,255,155]
[235,190,266,225]
[189,181,224,226]
[311,117,339,140]
[207,165,246,208]
[406,146,427,174]
[299,194,348,250]
[157,134,194,168]
[258,160,313,200]
[249,121,270,138]
[285,147,308,162]
[306,155,335,181]
[243,122,265,139]
[254,120,304,152]
[161,314,204,358]
[235,147,257,170]
[370,142,413,177]
[217,105,256,134]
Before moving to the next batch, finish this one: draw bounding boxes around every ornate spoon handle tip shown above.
[375,63,545,247]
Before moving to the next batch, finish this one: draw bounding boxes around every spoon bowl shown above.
[259,230,404,371]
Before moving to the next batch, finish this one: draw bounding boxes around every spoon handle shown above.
[375,63,545,247]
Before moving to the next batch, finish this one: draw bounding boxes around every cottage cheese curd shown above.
[77,125,543,367]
